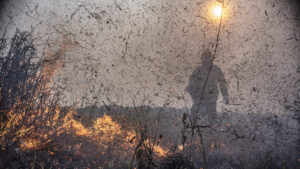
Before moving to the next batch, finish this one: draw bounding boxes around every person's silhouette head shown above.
[201,49,213,66]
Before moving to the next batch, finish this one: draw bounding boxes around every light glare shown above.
[213,5,222,18]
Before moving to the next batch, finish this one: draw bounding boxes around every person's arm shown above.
[218,67,229,104]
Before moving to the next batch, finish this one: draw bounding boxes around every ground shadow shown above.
[185,49,229,124]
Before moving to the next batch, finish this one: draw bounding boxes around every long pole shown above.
[189,1,225,168]
[195,0,225,124]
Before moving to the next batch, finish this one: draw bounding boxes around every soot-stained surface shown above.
[0,0,299,168]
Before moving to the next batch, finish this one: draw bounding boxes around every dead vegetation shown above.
[0,30,192,169]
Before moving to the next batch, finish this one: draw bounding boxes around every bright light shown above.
[213,4,223,18]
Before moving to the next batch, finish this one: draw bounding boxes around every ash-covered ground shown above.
[0,0,299,168]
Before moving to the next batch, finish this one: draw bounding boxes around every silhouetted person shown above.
[185,49,229,124]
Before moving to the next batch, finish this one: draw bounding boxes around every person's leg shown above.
[190,99,217,125]
[191,103,198,121]
[202,101,217,126]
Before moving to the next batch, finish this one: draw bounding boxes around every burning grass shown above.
[0,29,174,169]
[0,103,169,168]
